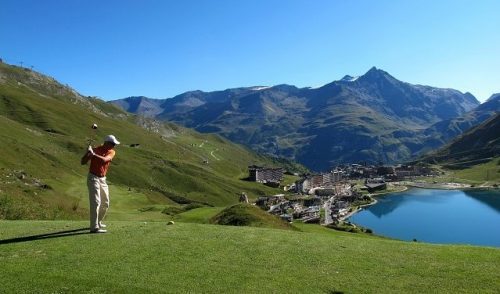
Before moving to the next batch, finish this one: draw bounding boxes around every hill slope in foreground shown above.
[211,203,295,230]
[0,62,302,220]
[1,221,499,293]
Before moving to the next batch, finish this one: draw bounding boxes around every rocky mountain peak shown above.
[358,66,395,82]
[487,93,500,102]
[340,75,359,82]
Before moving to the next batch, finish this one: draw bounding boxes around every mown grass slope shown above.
[0,221,498,293]
[0,62,303,220]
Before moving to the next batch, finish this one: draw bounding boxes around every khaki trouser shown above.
[87,173,110,230]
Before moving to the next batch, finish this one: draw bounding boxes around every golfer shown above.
[81,135,120,233]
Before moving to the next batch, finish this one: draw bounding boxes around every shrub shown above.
[139,206,158,212]
[184,203,205,211]
[161,203,206,216]
[161,206,184,216]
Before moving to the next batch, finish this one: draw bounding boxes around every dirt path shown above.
[210,149,220,160]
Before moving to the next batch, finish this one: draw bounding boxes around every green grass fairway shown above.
[1,221,499,293]
[172,207,224,223]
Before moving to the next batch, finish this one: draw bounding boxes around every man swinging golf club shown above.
[81,134,120,233]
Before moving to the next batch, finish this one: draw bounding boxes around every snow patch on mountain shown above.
[251,86,271,91]
[340,75,360,82]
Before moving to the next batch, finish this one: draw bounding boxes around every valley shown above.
[2,2,500,293]
[0,60,498,293]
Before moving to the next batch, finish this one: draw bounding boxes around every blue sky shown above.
[1,0,499,102]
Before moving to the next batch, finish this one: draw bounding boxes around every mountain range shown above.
[112,67,498,170]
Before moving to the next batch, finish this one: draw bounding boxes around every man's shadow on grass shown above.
[0,228,90,245]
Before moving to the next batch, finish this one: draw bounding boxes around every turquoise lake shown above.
[347,188,500,247]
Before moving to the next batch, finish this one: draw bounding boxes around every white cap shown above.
[104,135,120,145]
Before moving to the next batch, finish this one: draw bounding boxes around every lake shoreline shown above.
[400,181,499,191]
[341,184,408,221]
[343,183,500,222]
[340,199,377,221]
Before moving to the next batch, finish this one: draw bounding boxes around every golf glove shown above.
[88,145,95,155]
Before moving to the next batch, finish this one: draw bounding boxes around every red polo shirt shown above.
[89,145,116,177]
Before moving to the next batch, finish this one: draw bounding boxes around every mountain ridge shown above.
[111,67,484,170]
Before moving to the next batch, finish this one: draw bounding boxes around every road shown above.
[323,183,352,225]
[323,196,335,225]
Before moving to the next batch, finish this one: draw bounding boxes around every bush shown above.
[326,223,371,234]
[210,204,293,230]
[161,206,185,216]
[184,203,205,211]
[138,206,159,212]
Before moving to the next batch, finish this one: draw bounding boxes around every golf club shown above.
[88,123,98,146]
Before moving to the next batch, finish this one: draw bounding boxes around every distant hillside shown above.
[0,62,305,220]
[111,96,164,117]
[412,93,500,155]
[112,67,479,170]
[421,113,500,167]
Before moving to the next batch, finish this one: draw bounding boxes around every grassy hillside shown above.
[0,62,304,220]
[451,158,500,184]
[0,220,498,293]
[420,158,500,186]
[416,113,500,185]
